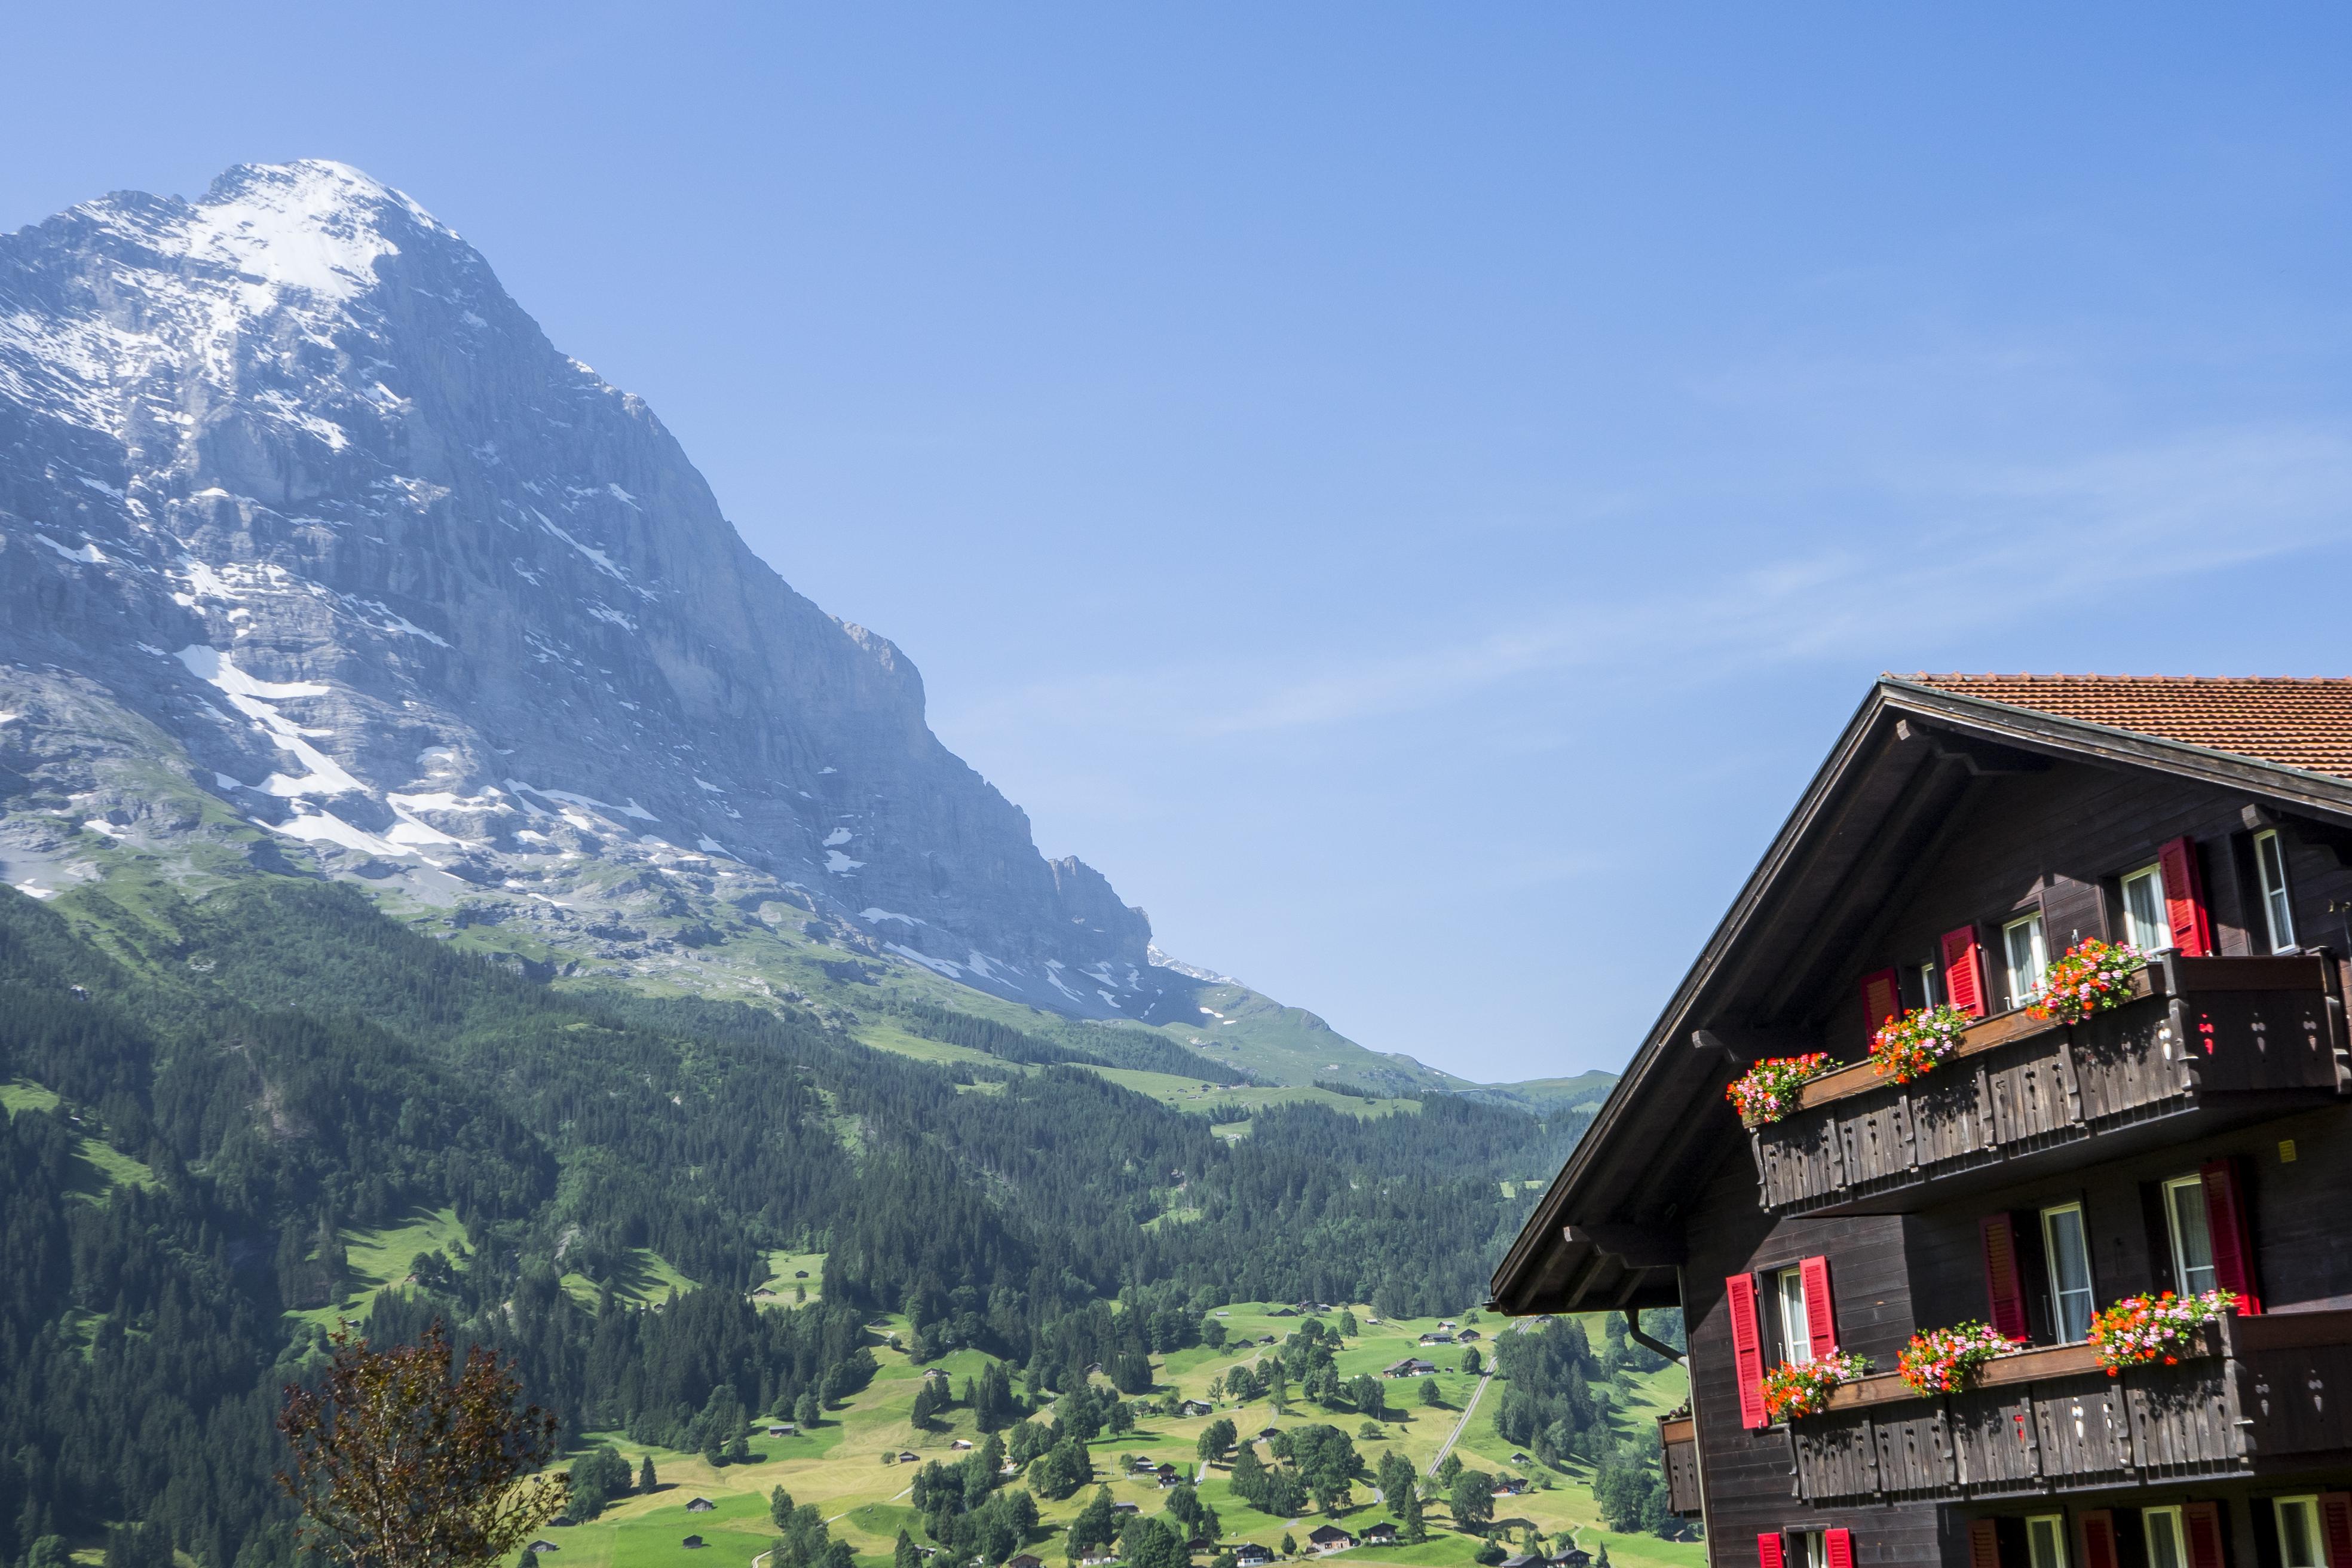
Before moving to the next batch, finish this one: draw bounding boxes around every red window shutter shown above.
[2078,1511,2118,1568]
[1941,926,1986,1016]
[2199,1156,2262,1314]
[1728,1273,1768,1428]
[1800,1255,1838,1360]
[2319,1492,2352,1567]
[1861,967,1901,1034]
[1968,1519,2001,1568]
[1756,1535,1786,1568]
[2159,835,2213,956]
[1824,1529,1853,1568]
[2183,1502,2225,1568]
[1980,1213,2030,1342]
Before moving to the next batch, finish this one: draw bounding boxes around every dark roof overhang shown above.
[1489,677,2352,1316]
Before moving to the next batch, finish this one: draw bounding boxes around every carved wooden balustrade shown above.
[1788,1309,2352,1506]
[1751,954,2345,1217]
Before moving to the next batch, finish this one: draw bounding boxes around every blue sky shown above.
[6,5,2349,1080]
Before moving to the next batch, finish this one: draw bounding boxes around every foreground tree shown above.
[277,1321,567,1568]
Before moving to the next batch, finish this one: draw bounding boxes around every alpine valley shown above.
[0,164,1680,1568]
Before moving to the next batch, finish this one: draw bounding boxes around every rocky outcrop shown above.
[0,161,1153,1010]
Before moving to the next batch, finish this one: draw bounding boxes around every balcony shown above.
[1750,954,2345,1216]
[1788,1307,2352,1506]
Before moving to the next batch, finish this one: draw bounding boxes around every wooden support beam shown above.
[1692,1027,1810,1064]
[1894,718,2051,776]
[1566,1223,1687,1269]
[1556,1247,1610,1313]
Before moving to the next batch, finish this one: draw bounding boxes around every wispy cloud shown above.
[947,424,2352,740]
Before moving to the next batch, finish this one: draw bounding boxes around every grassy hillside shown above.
[548,1303,1699,1568]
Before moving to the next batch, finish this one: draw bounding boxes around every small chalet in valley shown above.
[684,1498,715,1514]
[1359,1523,1398,1546]
[1236,1548,1276,1568]
[1180,1398,1215,1416]
[1492,675,2352,1567]
[1307,1526,1356,1554]
[1417,1332,1454,1347]
[1382,1357,1438,1379]
[1007,1555,1045,1568]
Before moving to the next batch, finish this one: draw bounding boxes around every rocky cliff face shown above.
[0,161,1157,1013]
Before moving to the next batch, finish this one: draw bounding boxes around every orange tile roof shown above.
[1900,673,2352,780]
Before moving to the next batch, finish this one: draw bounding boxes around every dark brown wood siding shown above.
[1821,760,2352,1067]
[1685,1147,1949,1566]
[1677,756,2352,1566]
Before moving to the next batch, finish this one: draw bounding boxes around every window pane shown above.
[2027,1516,2067,1568]
[1778,1269,1810,1365]
[2124,867,2166,950]
[2169,1179,2217,1294]
[2279,1499,2320,1568]
[2144,1511,2183,1568]
[2005,915,2046,1008]
[2044,1207,2094,1342]
[2258,832,2296,952]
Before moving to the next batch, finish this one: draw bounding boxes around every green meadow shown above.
[544,1304,1699,1568]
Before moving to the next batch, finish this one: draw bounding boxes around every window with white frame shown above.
[1775,1266,1811,1367]
[2142,1507,2185,1568]
[2276,1496,2324,1568]
[2002,912,2048,1009]
[1788,1533,1828,1568]
[2121,863,2169,951]
[2164,1174,2218,1295]
[2255,829,2298,953]
[2025,1514,2069,1568]
[2041,1203,2096,1342]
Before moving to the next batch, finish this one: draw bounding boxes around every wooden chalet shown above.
[1492,675,2352,1568]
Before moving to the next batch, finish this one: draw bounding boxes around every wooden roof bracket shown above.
[1893,716,2051,776]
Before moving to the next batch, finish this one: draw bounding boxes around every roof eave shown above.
[1490,677,2352,1312]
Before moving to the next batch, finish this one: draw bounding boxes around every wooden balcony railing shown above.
[1750,954,2345,1215]
[1788,1308,2352,1506]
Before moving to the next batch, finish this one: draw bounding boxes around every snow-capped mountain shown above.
[0,160,1162,1015]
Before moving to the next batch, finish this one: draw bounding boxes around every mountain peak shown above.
[178,160,450,299]
[0,162,1165,1019]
